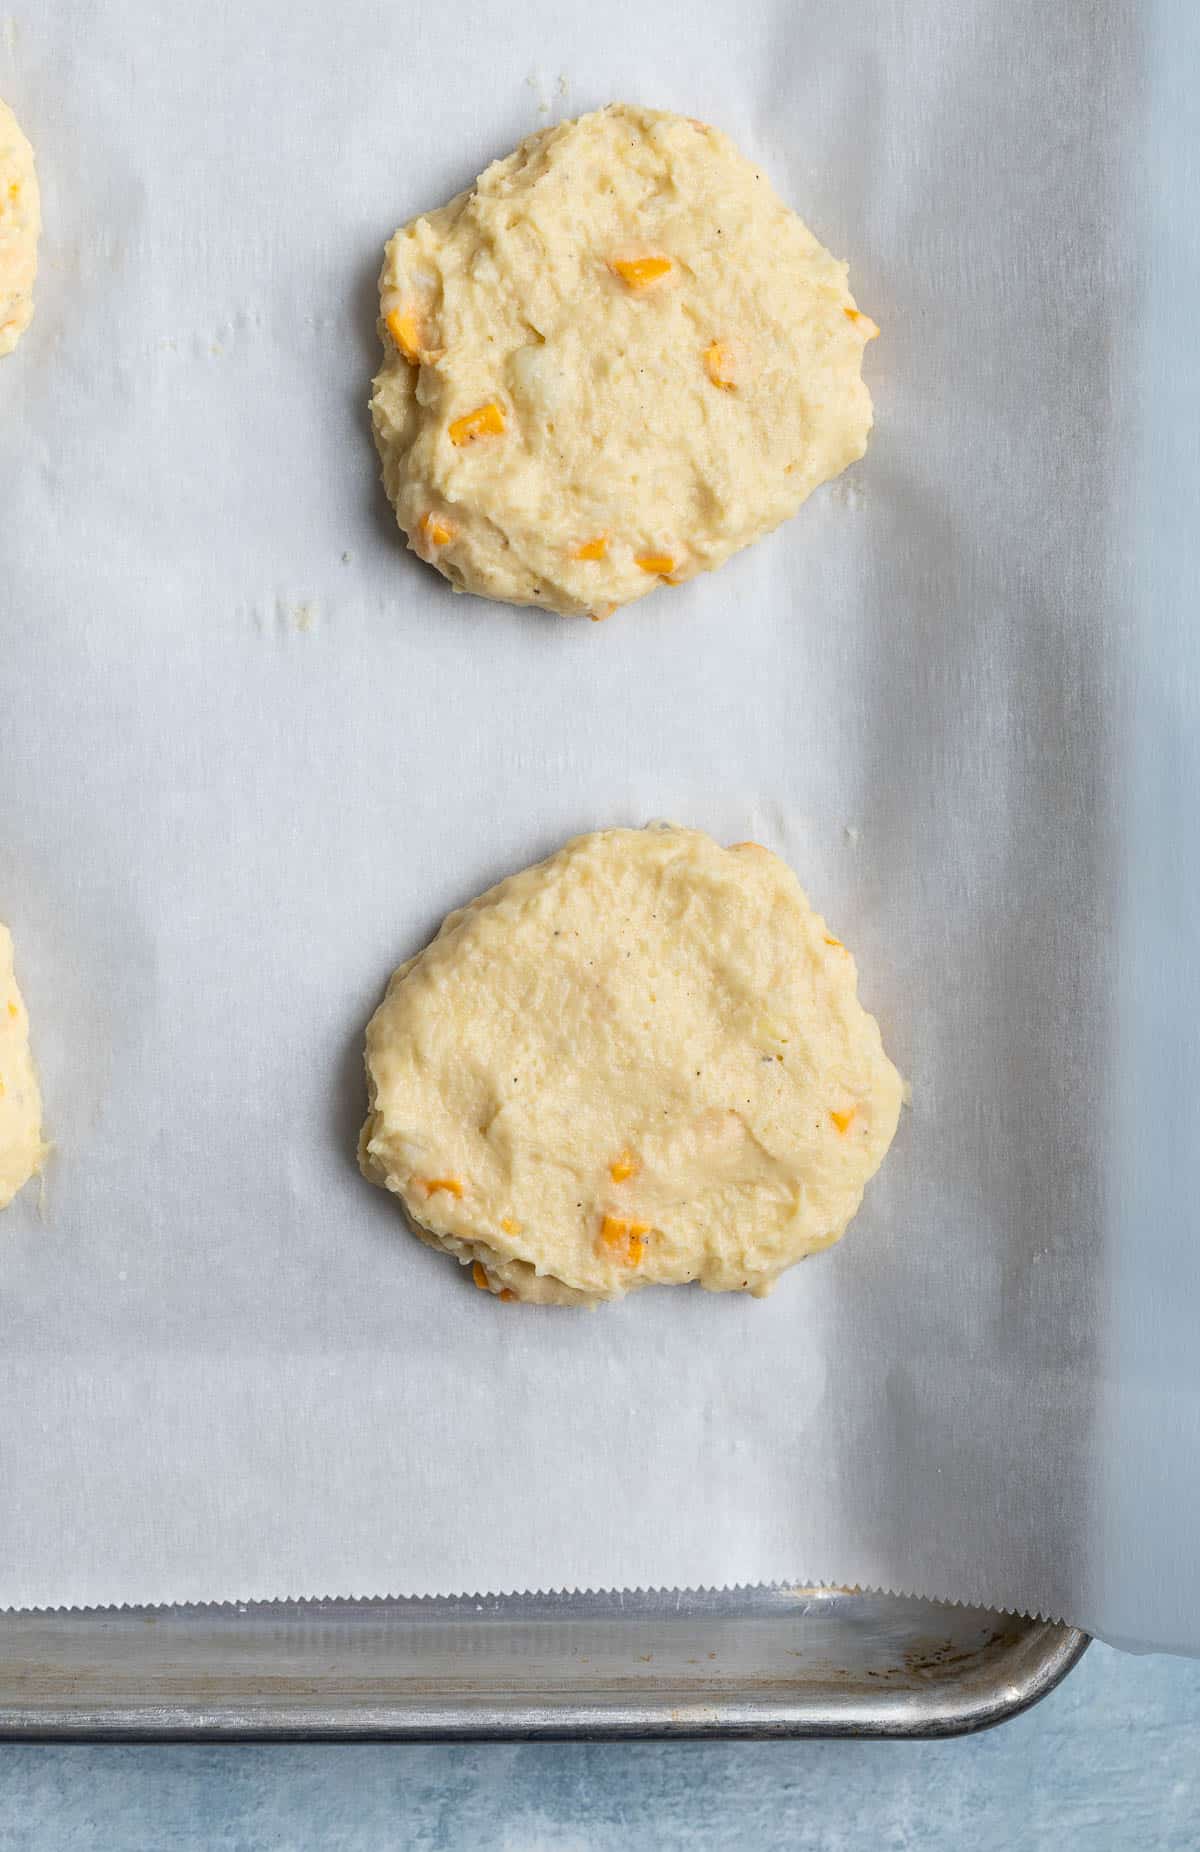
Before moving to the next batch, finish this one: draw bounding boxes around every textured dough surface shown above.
[371,105,876,619]
[0,99,39,357]
[0,924,46,1209]
[360,827,902,1304]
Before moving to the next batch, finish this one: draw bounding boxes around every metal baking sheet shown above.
[0,1590,1087,1741]
[6,0,1197,1661]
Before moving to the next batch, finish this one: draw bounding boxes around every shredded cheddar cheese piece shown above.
[418,511,456,551]
[573,535,609,562]
[609,254,672,291]
[473,1259,515,1299]
[6,1000,17,1019]
[449,401,506,446]
[598,1214,650,1267]
[500,1216,522,1235]
[844,306,880,340]
[830,1108,856,1135]
[703,340,737,390]
[824,935,844,949]
[420,1176,464,1198]
[635,552,676,576]
[609,1150,640,1183]
[385,308,424,362]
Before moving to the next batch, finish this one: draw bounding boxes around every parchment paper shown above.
[2,0,1196,1652]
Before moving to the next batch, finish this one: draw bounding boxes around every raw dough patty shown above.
[359,826,902,1304]
[0,924,46,1209]
[370,105,877,619]
[0,99,40,357]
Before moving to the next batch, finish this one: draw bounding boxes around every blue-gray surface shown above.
[1,1646,1198,1850]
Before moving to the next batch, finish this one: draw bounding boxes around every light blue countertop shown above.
[2,1644,1197,1850]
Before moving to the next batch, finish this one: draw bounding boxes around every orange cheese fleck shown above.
[417,511,456,551]
[609,1150,640,1183]
[499,1288,516,1302]
[385,308,424,362]
[635,553,677,576]
[598,1214,650,1267]
[844,306,880,340]
[449,400,506,446]
[472,1260,489,1290]
[824,935,844,949]
[830,1108,857,1135]
[420,1176,464,1198]
[6,1000,17,1019]
[573,535,609,562]
[703,340,737,390]
[500,1216,522,1235]
[609,255,673,291]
